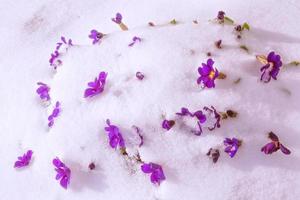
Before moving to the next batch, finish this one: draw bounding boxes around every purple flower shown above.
[260,51,282,83]
[261,132,291,155]
[36,82,50,101]
[197,58,219,88]
[111,13,123,24]
[128,36,141,47]
[136,71,145,80]
[224,137,241,158]
[88,29,103,45]
[57,36,73,50]
[14,150,33,168]
[104,119,125,149]
[203,106,221,131]
[84,72,107,98]
[162,120,175,131]
[141,162,166,185]
[48,101,61,127]
[49,36,73,69]
[53,157,71,189]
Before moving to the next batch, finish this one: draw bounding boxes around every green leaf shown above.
[170,19,177,25]
[242,22,250,31]
[224,16,234,24]
[289,61,300,66]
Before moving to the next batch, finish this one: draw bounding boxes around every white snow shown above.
[1,0,300,199]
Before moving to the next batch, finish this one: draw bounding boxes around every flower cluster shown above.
[141,162,166,185]
[112,13,128,31]
[49,36,73,69]
[224,137,242,158]
[176,106,220,135]
[104,119,125,149]
[88,29,104,44]
[258,51,283,83]
[53,157,71,189]
[36,82,50,102]
[14,150,33,168]
[261,132,291,155]
[48,101,61,127]
[197,59,219,88]
[84,72,107,98]
[128,36,141,47]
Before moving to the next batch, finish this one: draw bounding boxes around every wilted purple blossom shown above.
[224,137,241,158]
[88,29,103,44]
[49,36,73,69]
[162,120,175,131]
[104,119,125,149]
[128,36,141,47]
[207,148,220,163]
[261,132,291,155]
[84,72,107,98]
[217,11,225,21]
[14,150,33,168]
[176,106,220,135]
[36,82,50,101]
[112,13,123,24]
[136,71,145,80]
[197,58,219,88]
[260,51,283,83]
[132,125,144,147]
[53,157,71,189]
[141,162,166,185]
[48,101,61,127]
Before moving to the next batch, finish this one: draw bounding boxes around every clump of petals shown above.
[14,150,33,168]
[53,157,71,189]
[141,162,166,185]
[84,72,107,98]
[261,132,291,155]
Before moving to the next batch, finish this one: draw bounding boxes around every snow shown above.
[1,0,300,199]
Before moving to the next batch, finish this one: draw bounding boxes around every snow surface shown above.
[1,0,300,199]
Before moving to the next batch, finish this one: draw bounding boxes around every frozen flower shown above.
[14,150,33,168]
[84,72,107,98]
[162,119,175,131]
[197,58,219,88]
[89,162,96,170]
[53,157,71,189]
[88,29,103,44]
[217,11,225,21]
[104,119,125,149]
[112,13,128,30]
[261,132,291,155]
[224,137,241,158]
[128,36,141,47]
[141,162,166,185]
[176,106,220,135]
[49,36,73,69]
[206,148,220,163]
[136,72,145,80]
[48,101,61,127]
[257,51,282,83]
[36,82,50,101]
[215,40,222,49]
[132,125,144,147]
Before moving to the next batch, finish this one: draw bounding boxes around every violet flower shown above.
[104,119,125,149]
[111,13,128,30]
[48,101,61,127]
[49,36,73,69]
[162,119,175,131]
[224,137,241,158]
[136,71,145,80]
[128,36,141,47]
[202,106,221,131]
[84,72,107,98]
[261,132,291,155]
[14,150,33,168]
[36,82,50,101]
[141,162,166,185]
[53,157,71,189]
[197,58,219,88]
[88,29,103,45]
[259,51,283,83]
